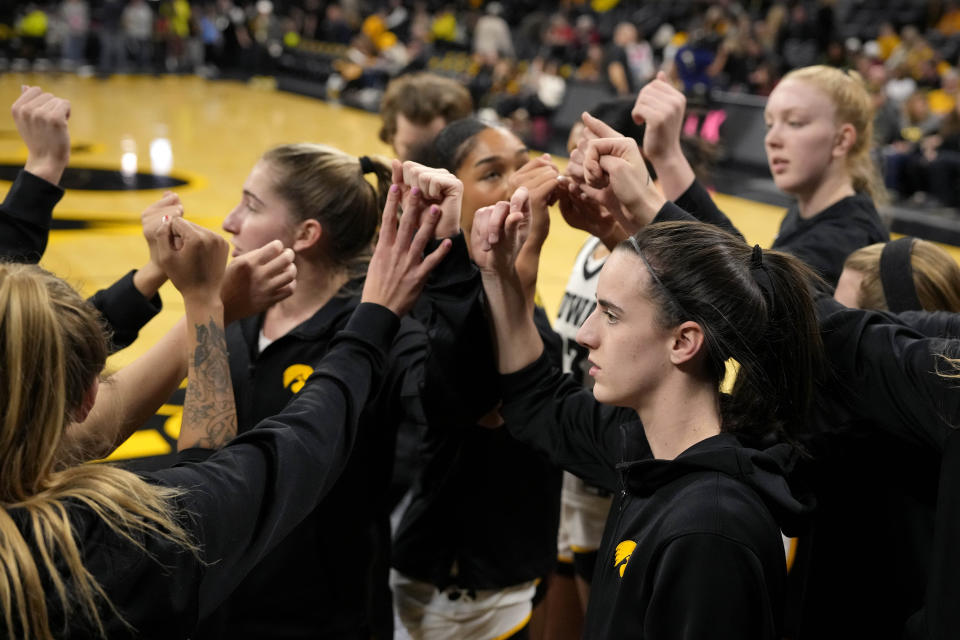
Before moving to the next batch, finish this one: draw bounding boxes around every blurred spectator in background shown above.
[60,0,88,68]
[319,3,352,44]
[124,0,154,72]
[430,5,463,52]
[16,4,48,61]
[929,68,960,116]
[97,0,125,74]
[378,72,473,161]
[572,14,600,65]
[888,26,935,82]
[543,12,576,63]
[576,42,606,82]
[887,63,919,106]
[867,64,902,147]
[605,21,655,96]
[777,3,818,70]
[936,1,960,37]
[877,22,900,62]
[885,90,944,199]
[473,2,513,61]
[671,25,718,100]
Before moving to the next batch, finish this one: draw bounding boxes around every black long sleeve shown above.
[87,269,163,352]
[895,309,960,339]
[674,178,746,241]
[415,233,501,426]
[0,169,62,262]
[1,171,161,351]
[644,534,778,639]
[817,298,959,452]
[146,303,399,618]
[499,348,633,493]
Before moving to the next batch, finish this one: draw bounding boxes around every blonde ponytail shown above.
[0,264,196,639]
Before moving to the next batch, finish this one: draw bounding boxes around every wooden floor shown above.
[1,73,956,463]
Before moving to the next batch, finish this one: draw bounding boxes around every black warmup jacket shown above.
[783,301,960,639]
[0,169,59,261]
[391,233,563,590]
[675,179,888,286]
[0,169,161,350]
[195,290,427,639]
[652,199,956,638]
[812,301,960,640]
[498,350,810,639]
[16,303,399,638]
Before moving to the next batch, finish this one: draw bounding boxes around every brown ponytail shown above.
[623,222,826,444]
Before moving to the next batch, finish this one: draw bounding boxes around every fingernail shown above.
[431,205,440,215]
[389,184,399,194]
[411,186,420,196]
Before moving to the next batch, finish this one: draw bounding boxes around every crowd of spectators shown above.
[8,0,960,208]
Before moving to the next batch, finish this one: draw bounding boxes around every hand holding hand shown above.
[392,159,464,238]
[12,86,72,185]
[362,184,452,316]
[579,120,665,232]
[222,240,297,324]
[508,154,559,244]
[555,178,625,247]
[155,217,229,305]
[142,192,185,267]
[132,192,186,298]
[470,186,531,277]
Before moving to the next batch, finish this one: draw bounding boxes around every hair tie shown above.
[359,155,375,175]
[749,244,776,309]
[880,237,922,312]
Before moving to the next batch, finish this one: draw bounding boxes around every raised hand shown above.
[555,179,626,249]
[564,112,627,214]
[392,159,464,238]
[155,217,229,305]
[508,154,558,245]
[142,192,184,261]
[133,192,185,298]
[12,86,72,185]
[362,184,452,316]
[630,71,696,199]
[579,126,665,232]
[631,71,686,163]
[222,240,297,324]
[471,186,531,276]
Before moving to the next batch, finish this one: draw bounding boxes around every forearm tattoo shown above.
[183,318,236,449]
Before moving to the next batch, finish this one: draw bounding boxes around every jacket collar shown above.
[237,279,364,357]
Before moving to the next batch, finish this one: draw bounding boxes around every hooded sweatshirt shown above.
[499,351,812,639]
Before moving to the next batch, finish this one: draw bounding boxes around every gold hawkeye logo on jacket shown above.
[614,540,636,578]
[283,364,314,394]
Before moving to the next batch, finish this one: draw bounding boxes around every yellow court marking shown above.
[101,429,172,461]
[157,404,184,441]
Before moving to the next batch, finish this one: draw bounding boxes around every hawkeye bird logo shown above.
[283,364,314,394]
[614,540,636,578]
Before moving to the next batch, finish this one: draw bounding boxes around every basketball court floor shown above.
[1,72,956,466]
